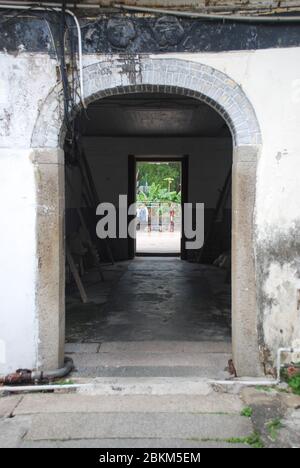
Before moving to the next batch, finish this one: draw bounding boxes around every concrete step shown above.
[73,377,213,395]
[13,392,243,415]
[70,351,231,367]
[21,439,249,448]
[99,341,232,354]
[66,341,232,379]
[69,352,230,379]
[23,412,253,442]
[65,341,232,355]
[70,365,229,379]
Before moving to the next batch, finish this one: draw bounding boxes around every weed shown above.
[266,418,283,441]
[255,385,273,393]
[288,374,300,395]
[53,379,75,386]
[226,432,264,448]
[241,407,253,418]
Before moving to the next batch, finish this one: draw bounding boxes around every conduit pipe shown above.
[114,3,300,22]
[0,3,86,107]
[0,0,300,22]
[1,349,300,392]
[0,357,74,386]
[1,1,300,22]
[213,347,300,387]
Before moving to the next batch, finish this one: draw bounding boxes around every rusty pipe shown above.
[0,358,74,386]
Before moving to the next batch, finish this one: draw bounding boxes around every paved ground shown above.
[0,384,249,448]
[136,231,181,254]
[5,257,296,448]
[0,383,299,448]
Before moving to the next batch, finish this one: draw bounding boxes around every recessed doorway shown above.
[135,159,183,256]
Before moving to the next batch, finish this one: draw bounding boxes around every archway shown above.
[31,57,262,377]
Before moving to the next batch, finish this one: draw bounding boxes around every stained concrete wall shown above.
[0,47,300,374]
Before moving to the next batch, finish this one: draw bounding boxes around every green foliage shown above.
[266,418,282,441]
[226,432,264,448]
[255,385,273,393]
[288,374,300,395]
[137,182,181,204]
[241,407,253,418]
[137,162,181,203]
[245,432,265,448]
[137,162,181,191]
[53,379,75,386]
[279,363,300,395]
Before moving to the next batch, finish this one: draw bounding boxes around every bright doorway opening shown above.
[136,160,182,256]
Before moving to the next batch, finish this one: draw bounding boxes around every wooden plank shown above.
[66,247,88,304]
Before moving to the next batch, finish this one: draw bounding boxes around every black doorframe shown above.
[128,155,189,258]
[128,154,136,259]
[181,155,189,260]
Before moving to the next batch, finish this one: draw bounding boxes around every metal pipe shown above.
[213,347,300,386]
[210,379,277,386]
[1,0,300,15]
[0,382,86,393]
[0,357,74,386]
[32,357,74,381]
[0,3,86,107]
[113,3,300,22]
[0,1,101,8]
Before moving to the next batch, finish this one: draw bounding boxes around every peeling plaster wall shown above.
[0,53,57,373]
[0,46,300,373]
[0,54,57,149]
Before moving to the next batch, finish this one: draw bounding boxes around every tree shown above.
[137,162,181,193]
[137,162,181,205]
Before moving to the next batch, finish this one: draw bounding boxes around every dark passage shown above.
[64,91,233,379]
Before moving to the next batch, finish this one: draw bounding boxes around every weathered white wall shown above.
[1,46,300,372]
[0,54,57,373]
[0,149,37,374]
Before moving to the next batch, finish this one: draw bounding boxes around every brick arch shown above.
[31,57,261,148]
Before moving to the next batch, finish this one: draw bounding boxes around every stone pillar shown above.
[232,145,263,377]
[0,148,38,374]
[32,148,65,370]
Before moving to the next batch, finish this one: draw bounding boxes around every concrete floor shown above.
[66,258,231,343]
[66,258,231,379]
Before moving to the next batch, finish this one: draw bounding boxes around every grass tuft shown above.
[241,407,253,418]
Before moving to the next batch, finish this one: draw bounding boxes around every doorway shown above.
[63,91,234,379]
[33,57,262,376]
[134,159,183,256]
